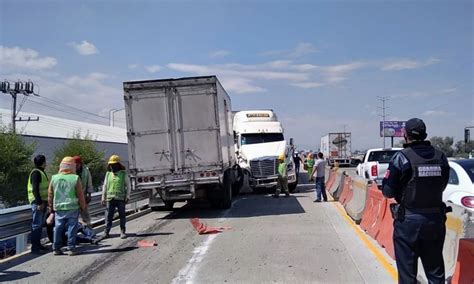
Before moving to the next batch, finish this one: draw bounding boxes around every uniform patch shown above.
[384,170,391,179]
[417,165,442,177]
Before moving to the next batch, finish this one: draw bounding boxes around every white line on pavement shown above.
[172,234,218,284]
[171,201,238,284]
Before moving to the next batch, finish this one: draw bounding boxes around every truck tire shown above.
[289,182,298,193]
[220,173,232,209]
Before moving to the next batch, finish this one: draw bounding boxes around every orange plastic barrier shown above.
[338,176,353,206]
[375,198,396,259]
[325,170,336,192]
[360,183,387,239]
[451,239,474,284]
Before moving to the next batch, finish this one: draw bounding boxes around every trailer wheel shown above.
[163,201,175,210]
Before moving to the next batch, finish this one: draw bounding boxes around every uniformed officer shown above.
[382,118,450,283]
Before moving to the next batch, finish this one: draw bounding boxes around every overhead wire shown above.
[35,95,127,123]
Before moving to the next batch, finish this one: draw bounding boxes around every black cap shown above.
[405,118,427,140]
[34,154,46,167]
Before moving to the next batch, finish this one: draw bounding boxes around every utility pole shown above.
[0,80,39,132]
[377,96,390,148]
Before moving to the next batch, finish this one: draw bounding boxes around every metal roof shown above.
[0,108,127,143]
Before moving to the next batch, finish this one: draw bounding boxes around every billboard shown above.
[380,121,406,137]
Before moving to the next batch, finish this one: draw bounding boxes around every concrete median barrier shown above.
[331,170,346,201]
[344,177,369,224]
[442,205,474,280]
[359,183,387,239]
[415,205,474,283]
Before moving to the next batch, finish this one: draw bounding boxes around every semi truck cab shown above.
[233,110,298,192]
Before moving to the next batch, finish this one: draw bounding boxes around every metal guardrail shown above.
[0,190,150,242]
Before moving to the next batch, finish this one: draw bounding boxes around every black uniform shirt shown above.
[31,167,47,205]
[382,141,450,204]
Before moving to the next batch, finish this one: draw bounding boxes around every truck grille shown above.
[250,158,278,177]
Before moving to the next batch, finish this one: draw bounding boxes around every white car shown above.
[443,159,474,211]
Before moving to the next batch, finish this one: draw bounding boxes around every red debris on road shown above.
[190,218,231,235]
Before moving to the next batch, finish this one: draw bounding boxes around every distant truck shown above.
[320,133,352,167]
[233,110,298,192]
[356,148,402,187]
[123,76,239,210]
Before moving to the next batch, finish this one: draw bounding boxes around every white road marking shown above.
[172,234,218,284]
[171,203,237,284]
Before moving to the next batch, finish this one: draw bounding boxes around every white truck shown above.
[233,110,298,192]
[123,76,239,210]
[320,133,352,167]
[356,148,402,187]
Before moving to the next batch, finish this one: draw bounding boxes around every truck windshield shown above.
[367,150,399,163]
[241,133,284,145]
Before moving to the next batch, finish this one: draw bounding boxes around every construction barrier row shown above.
[324,168,474,283]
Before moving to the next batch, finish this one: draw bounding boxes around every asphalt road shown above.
[0,172,395,284]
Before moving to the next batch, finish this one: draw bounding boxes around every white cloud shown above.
[146,65,162,73]
[69,40,99,55]
[209,50,230,58]
[291,82,325,89]
[128,64,138,69]
[438,88,457,94]
[291,42,319,57]
[260,42,319,58]
[423,110,449,116]
[221,77,266,94]
[381,58,440,71]
[0,46,57,70]
[167,63,309,82]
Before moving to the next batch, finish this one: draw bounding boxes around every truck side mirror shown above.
[289,138,294,146]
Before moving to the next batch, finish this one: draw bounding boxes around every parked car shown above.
[356,148,402,187]
[443,159,474,211]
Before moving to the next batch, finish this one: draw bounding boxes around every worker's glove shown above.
[101,200,106,206]
[125,198,129,204]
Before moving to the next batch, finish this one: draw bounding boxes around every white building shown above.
[0,109,129,165]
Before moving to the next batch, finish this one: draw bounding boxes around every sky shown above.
[0,0,472,151]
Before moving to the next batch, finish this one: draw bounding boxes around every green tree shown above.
[49,131,106,191]
[0,126,36,207]
[430,136,454,157]
[454,140,474,158]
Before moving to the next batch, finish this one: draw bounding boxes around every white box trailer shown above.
[320,132,352,167]
[123,76,238,209]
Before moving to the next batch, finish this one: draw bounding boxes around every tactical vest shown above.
[401,147,445,209]
[27,169,49,203]
[106,170,126,201]
[52,173,80,211]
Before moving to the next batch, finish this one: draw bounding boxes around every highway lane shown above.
[1,172,395,283]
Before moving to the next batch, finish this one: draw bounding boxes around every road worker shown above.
[48,156,87,256]
[27,154,50,254]
[102,155,130,239]
[312,152,328,202]
[382,118,450,283]
[73,156,93,226]
[305,153,315,181]
[273,154,290,198]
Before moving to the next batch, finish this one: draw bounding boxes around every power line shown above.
[36,95,127,123]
